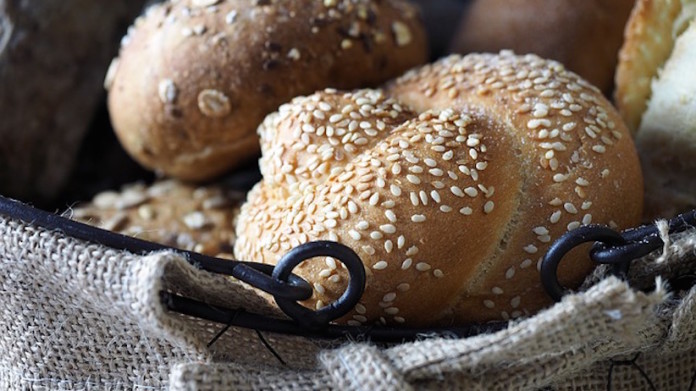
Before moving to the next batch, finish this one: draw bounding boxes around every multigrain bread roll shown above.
[235,52,643,326]
[71,180,242,257]
[107,0,428,181]
[449,0,636,94]
[615,0,696,218]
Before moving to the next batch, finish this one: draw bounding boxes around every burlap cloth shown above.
[2,213,696,390]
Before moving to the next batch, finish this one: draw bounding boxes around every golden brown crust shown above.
[107,0,428,181]
[71,180,242,257]
[449,0,635,95]
[234,52,643,326]
[615,0,685,134]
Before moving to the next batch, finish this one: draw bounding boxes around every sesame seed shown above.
[397,283,410,292]
[443,150,454,160]
[429,168,444,176]
[553,173,568,182]
[356,221,369,230]
[383,292,397,302]
[373,261,388,270]
[369,192,380,206]
[401,258,412,269]
[459,207,473,215]
[314,283,326,295]
[419,191,429,205]
[520,259,533,269]
[380,224,396,234]
[355,304,367,314]
[524,244,538,254]
[469,149,478,160]
[592,145,606,154]
[492,287,504,295]
[564,203,578,214]
[370,231,383,240]
[391,163,402,175]
[550,211,562,223]
[511,296,521,308]
[385,307,400,315]
[533,226,549,235]
[385,240,394,253]
[440,205,452,212]
[483,300,495,309]
[348,230,361,240]
[416,262,431,271]
[424,158,437,167]
[464,187,478,197]
[409,192,419,206]
[567,221,581,231]
[582,214,592,225]
[409,165,423,174]
[385,210,397,222]
[433,269,444,278]
[505,267,515,279]
[407,174,421,184]
[582,201,592,210]
[451,186,465,197]
[411,214,426,223]
[430,190,441,203]
[347,320,361,326]
[484,201,495,214]
[576,177,589,186]
[319,269,332,278]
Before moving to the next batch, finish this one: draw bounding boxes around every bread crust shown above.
[107,0,428,180]
[449,0,635,95]
[234,52,643,326]
[71,180,242,257]
[615,0,685,134]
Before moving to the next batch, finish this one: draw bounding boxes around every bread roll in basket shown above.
[234,52,643,326]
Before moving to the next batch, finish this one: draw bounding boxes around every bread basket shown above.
[3,0,696,389]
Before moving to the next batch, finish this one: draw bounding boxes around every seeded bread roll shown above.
[234,52,643,326]
[107,0,428,181]
[449,0,635,95]
[615,0,696,217]
[71,180,242,257]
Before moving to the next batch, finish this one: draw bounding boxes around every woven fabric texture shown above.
[2,213,696,390]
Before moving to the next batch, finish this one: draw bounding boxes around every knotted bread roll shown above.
[235,52,643,326]
[107,0,428,181]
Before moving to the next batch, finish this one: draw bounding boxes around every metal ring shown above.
[541,225,626,302]
[272,241,366,330]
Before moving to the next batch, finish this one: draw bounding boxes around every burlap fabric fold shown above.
[2,212,696,390]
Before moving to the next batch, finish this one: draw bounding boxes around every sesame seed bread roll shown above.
[235,52,643,326]
[107,0,428,181]
[71,180,242,258]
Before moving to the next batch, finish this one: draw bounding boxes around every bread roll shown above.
[71,180,242,257]
[107,0,428,181]
[235,52,643,326]
[616,0,696,218]
[449,0,635,95]
[615,0,696,134]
